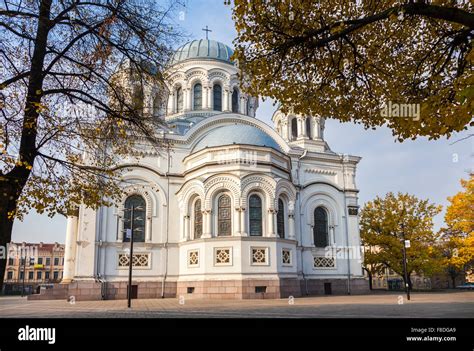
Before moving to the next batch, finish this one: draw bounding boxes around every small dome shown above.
[192,124,281,153]
[170,39,234,65]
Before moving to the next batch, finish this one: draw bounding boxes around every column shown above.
[239,96,246,114]
[297,117,305,139]
[184,215,190,241]
[240,208,247,236]
[202,87,207,109]
[202,210,212,238]
[314,118,321,139]
[62,209,79,283]
[288,213,296,240]
[207,86,212,110]
[186,88,193,111]
[282,121,288,140]
[329,225,336,245]
[273,210,278,237]
[182,89,187,112]
[235,208,242,236]
[223,89,229,111]
[167,92,174,114]
[145,217,152,242]
[184,88,191,111]
[267,209,277,237]
[117,212,124,242]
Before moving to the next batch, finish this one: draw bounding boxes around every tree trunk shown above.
[0,190,17,292]
[0,215,14,292]
[451,276,456,289]
[0,0,52,292]
[368,271,373,290]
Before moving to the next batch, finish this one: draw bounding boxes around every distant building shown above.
[363,244,472,290]
[430,272,466,289]
[365,267,432,291]
[363,245,432,290]
[3,242,65,295]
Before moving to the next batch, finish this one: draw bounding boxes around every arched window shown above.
[277,198,285,238]
[194,199,202,239]
[291,118,298,140]
[217,194,232,236]
[246,97,251,116]
[213,84,222,111]
[124,195,146,243]
[232,88,239,113]
[313,207,328,247]
[249,194,262,236]
[193,83,202,110]
[176,86,183,112]
[306,117,312,138]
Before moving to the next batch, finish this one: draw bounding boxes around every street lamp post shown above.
[127,205,135,308]
[124,204,144,308]
[21,252,26,297]
[397,204,411,301]
[402,235,411,301]
[400,216,411,301]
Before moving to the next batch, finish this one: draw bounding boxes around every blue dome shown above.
[170,39,234,65]
[192,124,281,152]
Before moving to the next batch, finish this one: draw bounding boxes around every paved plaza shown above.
[0,290,472,318]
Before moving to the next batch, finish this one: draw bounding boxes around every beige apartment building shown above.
[3,242,65,294]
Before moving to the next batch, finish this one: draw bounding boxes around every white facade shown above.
[62,39,368,299]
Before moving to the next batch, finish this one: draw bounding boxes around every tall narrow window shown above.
[313,207,328,247]
[213,84,222,111]
[132,84,144,114]
[249,194,262,236]
[124,195,146,242]
[194,199,202,239]
[153,95,161,117]
[277,199,285,238]
[176,86,183,112]
[218,194,232,236]
[291,118,298,139]
[193,83,202,110]
[306,117,312,138]
[232,88,239,113]
[246,97,251,116]
[154,94,166,117]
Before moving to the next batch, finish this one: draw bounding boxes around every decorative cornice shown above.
[178,236,297,246]
[101,242,179,249]
[305,168,337,176]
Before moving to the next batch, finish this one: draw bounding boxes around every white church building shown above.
[47,39,369,300]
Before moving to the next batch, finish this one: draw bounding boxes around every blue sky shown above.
[12,0,473,243]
